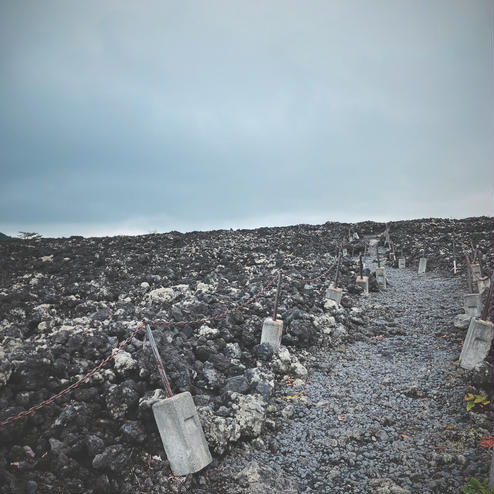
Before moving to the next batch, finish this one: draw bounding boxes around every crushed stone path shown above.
[210,253,493,494]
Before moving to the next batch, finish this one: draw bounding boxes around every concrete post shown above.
[152,392,212,475]
[356,276,369,296]
[471,263,482,279]
[342,248,348,257]
[325,284,343,304]
[260,317,283,351]
[464,293,482,318]
[418,257,427,274]
[376,267,386,289]
[459,318,494,370]
[477,277,490,294]
[398,258,406,269]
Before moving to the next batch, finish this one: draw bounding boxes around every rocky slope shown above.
[0,218,492,493]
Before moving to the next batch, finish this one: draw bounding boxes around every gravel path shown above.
[210,252,493,494]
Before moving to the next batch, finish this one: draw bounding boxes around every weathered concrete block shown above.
[418,257,427,274]
[459,319,494,370]
[152,392,212,475]
[471,263,482,279]
[398,258,406,269]
[477,277,490,294]
[356,276,369,296]
[325,285,343,304]
[376,267,386,289]
[342,248,348,257]
[260,317,283,351]
[464,293,482,318]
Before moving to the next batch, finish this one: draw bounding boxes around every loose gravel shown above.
[208,249,493,494]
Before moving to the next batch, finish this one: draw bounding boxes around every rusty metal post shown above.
[272,271,283,321]
[470,239,476,262]
[334,253,342,288]
[452,237,457,274]
[359,254,363,279]
[465,255,473,294]
[146,324,174,398]
[481,273,494,322]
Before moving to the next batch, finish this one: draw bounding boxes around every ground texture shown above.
[0,218,492,493]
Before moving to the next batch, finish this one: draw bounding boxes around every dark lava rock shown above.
[105,380,139,420]
[120,420,146,444]
[224,376,249,394]
[92,444,130,472]
[252,343,274,361]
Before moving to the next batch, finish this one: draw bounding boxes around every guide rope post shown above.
[465,255,474,294]
[334,253,342,288]
[452,237,457,274]
[470,239,477,263]
[385,223,390,247]
[359,254,363,279]
[377,246,381,268]
[480,273,494,322]
[145,324,174,398]
[272,270,283,322]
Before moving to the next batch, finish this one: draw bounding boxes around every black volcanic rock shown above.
[0,217,492,494]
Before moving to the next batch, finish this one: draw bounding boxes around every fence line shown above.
[0,259,338,428]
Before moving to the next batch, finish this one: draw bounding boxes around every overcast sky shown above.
[1,1,492,237]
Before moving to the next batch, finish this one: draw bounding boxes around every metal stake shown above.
[481,273,494,321]
[359,254,363,279]
[377,247,381,268]
[272,271,283,321]
[334,253,342,288]
[465,255,473,294]
[145,324,174,398]
[452,237,457,274]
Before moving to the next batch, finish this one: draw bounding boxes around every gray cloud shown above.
[0,0,492,236]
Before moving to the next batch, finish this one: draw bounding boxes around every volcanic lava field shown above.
[0,217,493,494]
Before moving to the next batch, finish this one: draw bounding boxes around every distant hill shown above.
[0,232,13,241]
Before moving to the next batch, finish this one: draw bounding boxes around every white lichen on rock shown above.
[113,350,137,375]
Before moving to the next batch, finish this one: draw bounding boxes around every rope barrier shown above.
[0,258,339,428]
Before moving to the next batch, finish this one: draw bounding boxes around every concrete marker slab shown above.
[152,391,212,476]
[376,267,386,289]
[464,293,482,318]
[398,258,406,269]
[356,276,369,296]
[418,257,427,274]
[260,317,284,351]
[459,318,494,370]
[471,263,482,279]
[325,285,343,304]
[477,277,490,294]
